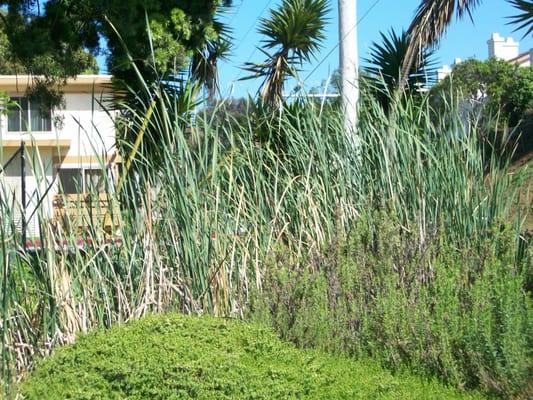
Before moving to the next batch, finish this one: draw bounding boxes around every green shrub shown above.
[251,214,533,398]
[20,314,482,399]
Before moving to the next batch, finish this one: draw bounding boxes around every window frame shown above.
[57,167,110,195]
[7,96,52,133]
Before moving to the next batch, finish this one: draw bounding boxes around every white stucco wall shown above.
[0,76,117,234]
[59,92,117,164]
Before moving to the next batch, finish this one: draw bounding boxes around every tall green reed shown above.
[0,76,527,396]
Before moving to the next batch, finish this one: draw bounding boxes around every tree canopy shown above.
[432,58,533,127]
[0,0,231,103]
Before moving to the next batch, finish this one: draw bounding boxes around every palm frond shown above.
[365,29,437,110]
[401,0,482,90]
[258,0,329,64]
[242,0,328,106]
[365,29,437,88]
[190,17,232,101]
[507,0,533,37]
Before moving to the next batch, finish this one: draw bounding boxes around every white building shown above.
[437,33,532,82]
[0,75,118,238]
[436,58,463,82]
[487,33,520,61]
[508,49,533,68]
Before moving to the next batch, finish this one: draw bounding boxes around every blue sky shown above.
[217,0,533,98]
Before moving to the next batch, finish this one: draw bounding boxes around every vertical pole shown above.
[20,141,26,249]
[338,0,359,136]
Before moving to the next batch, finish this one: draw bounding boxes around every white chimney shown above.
[487,33,519,61]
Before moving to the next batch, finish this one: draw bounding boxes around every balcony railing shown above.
[52,193,120,235]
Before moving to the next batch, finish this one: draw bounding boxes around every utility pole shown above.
[338,0,358,136]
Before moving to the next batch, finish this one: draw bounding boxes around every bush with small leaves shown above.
[20,314,482,400]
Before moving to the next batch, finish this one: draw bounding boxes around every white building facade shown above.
[0,75,118,238]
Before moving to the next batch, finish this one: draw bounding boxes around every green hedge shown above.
[20,314,482,399]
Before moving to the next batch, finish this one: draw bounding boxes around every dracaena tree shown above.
[242,0,329,107]
[364,28,437,110]
[190,19,232,103]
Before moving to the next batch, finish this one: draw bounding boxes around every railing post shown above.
[20,141,26,249]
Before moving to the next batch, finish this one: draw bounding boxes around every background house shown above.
[0,75,117,238]
[437,32,532,81]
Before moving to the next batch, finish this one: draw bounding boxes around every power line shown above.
[228,0,244,26]
[229,0,275,86]
[234,0,274,51]
[298,0,382,87]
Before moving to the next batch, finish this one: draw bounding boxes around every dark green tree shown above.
[0,1,232,103]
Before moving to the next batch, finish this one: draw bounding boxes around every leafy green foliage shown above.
[0,78,526,396]
[243,0,329,106]
[0,14,26,74]
[432,58,533,126]
[252,215,533,398]
[0,0,230,104]
[20,314,483,399]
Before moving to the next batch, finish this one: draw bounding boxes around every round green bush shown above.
[20,314,482,399]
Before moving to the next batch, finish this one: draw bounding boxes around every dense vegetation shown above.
[1,2,532,399]
[252,216,533,397]
[2,75,531,398]
[432,58,533,127]
[20,314,483,399]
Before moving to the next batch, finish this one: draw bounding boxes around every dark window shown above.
[58,169,83,194]
[58,168,107,194]
[8,97,51,132]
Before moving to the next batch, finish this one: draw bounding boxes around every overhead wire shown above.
[234,0,274,51]
[292,0,383,92]
[228,0,383,97]
[227,0,275,93]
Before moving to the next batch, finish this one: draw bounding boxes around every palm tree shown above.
[190,18,232,103]
[401,0,532,90]
[507,0,533,37]
[364,28,436,109]
[242,0,329,107]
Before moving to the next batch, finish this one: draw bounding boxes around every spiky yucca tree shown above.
[364,29,436,110]
[190,18,232,103]
[242,0,329,107]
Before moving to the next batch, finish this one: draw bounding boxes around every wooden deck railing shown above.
[52,193,120,234]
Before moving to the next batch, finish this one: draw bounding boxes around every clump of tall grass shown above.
[0,73,529,398]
